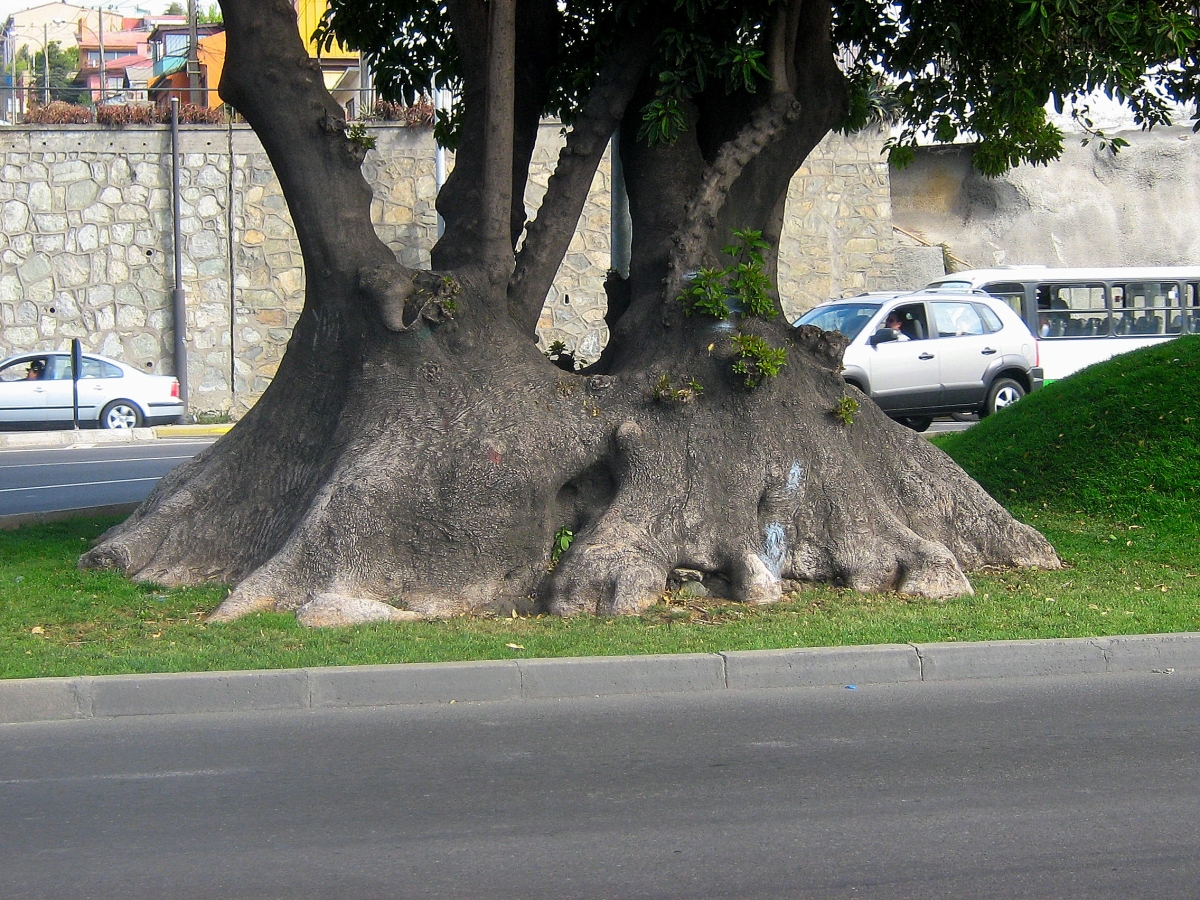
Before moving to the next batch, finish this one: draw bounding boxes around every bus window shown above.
[1187,284,1200,333]
[1112,282,1181,336]
[1037,283,1106,338]
[981,282,1026,319]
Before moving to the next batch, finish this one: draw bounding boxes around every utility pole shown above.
[97,7,104,105]
[186,0,200,106]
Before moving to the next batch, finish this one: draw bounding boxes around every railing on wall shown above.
[2,85,435,127]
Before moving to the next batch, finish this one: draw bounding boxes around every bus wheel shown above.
[983,378,1025,417]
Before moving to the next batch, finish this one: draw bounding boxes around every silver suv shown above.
[795,290,1043,431]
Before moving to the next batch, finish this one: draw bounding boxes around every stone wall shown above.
[1,122,898,417]
[777,127,899,316]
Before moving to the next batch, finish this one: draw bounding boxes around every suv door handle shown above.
[981,347,998,355]
[918,352,935,360]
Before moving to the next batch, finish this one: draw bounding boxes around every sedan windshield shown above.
[794,302,881,341]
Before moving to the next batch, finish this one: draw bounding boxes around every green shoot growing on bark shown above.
[833,395,860,425]
[731,333,787,389]
[346,121,377,150]
[652,374,704,403]
[550,527,575,565]
[679,229,779,320]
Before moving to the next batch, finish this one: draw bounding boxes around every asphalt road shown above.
[2,671,1198,899]
[0,439,214,517]
[0,415,970,521]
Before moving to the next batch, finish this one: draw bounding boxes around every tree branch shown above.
[218,0,401,293]
[479,0,517,284]
[506,27,658,336]
[433,0,489,272]
[663,92,802,304]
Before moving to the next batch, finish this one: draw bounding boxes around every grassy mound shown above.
[935,335,1200,521]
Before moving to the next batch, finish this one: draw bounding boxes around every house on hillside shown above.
[1,3,121,114]
[69,15,198,105]
[148,24,227,109]
[72,24,151,104]
[294,0,371,117]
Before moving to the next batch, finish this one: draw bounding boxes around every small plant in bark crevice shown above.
[347,121,377,151]
[545,340,587,372]
[652,374,705,403]
[731,333,787,389]
[833,395,860,425]
[549,527,575,566]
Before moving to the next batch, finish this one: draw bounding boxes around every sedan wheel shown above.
[982,378,1025,417]
[100,400,143,429]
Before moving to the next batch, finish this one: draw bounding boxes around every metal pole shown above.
[71,338,82,430]
[170,97,190,415]
[434,86,449,237]
[97,8,104,105]
[42,22,48,104]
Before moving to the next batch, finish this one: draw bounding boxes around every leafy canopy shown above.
[318,0,1200,174]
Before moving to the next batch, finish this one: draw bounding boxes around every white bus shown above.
[925,266,1200,381]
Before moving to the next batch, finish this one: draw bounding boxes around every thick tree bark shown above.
[80,0,1060,626]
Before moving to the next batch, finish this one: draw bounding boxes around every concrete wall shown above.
[1,122,899,417]
[891,125,1200,273]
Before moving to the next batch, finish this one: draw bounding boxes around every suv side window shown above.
[974,303,1004,333]
[932,301,985,337]
[890,303,930,340]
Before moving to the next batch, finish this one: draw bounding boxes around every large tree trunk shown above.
[80,0,1059,626]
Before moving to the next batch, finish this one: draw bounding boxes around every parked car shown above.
[0,351,183,430]
[794,291,1043,431]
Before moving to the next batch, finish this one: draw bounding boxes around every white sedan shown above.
[0,352,184,429]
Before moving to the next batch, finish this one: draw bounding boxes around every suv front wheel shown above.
[982,377,1025,417]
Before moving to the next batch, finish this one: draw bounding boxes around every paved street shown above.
[0,415,969,521]
[2,671,1198,899]
[0,439,215,517]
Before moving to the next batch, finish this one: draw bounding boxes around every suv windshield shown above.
[794,302,881,341]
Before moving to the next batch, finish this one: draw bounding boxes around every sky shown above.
[1,1,175,23]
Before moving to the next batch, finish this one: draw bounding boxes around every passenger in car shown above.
[25,359,45,380]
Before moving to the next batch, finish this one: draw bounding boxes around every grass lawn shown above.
[3,337,1198,679]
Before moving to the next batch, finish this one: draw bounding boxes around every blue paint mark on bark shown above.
[786,461,805,492]
[760,523,786,578]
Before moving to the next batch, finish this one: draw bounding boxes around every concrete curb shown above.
[3,632,1198,725]
[0,423,230,450]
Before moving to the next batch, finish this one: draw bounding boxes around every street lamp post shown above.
[41,22,49,104]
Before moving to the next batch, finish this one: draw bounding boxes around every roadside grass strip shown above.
[2,338,1198,678]
[2,511,1197,679]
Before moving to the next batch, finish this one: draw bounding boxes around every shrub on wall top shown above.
[22,101,93,124]
[22,101,229,126]
[368,98,434,126]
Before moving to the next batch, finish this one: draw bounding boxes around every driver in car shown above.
[884,311,910,341]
